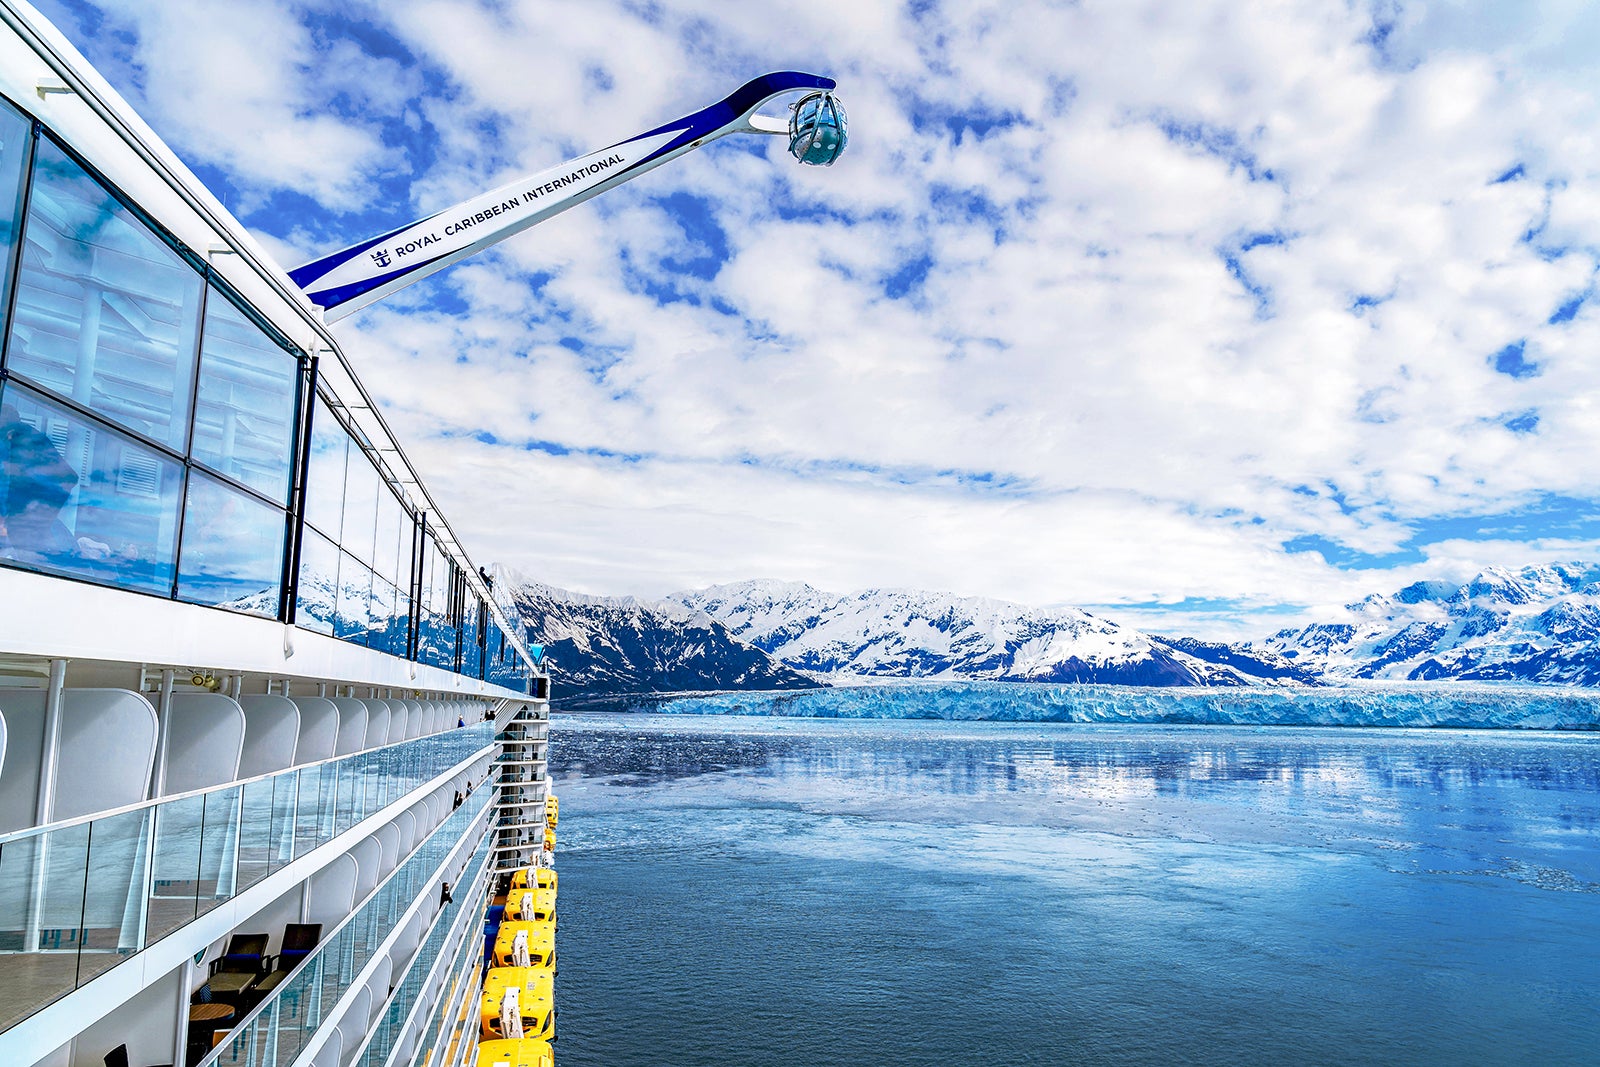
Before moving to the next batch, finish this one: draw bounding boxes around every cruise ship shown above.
[0,3,554,1065]
[0,3,846,1064]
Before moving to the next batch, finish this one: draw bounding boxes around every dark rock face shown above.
[515,585,821,702]
[1156,636,1322,684]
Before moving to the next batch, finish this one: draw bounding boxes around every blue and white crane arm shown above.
[290,71,847,321]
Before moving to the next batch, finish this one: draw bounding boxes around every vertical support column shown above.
[33,658,67,823]
[150,669,176,799]
[173,955,196,1067]
[24,659,69,945]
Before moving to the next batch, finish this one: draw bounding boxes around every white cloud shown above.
[40,0,1600,637]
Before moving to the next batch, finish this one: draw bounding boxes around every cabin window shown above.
[0,99,30,331]
[335,550,373,642]
[191,287,298,503]
[8,136,202,452]
[175,469,285,614]
[303,395,347,540]
[296,526,340,635]
[0,379,181,593]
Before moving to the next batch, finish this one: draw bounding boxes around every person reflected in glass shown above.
[0,399,81,564]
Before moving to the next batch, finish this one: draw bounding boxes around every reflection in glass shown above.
[176,470,285,614]
[0,99,30,328]
[147,794,205,942]
[195,787,240,917]
[372,484,403,592]
[191,288,299,502]
[336,551,372,642]
[394,586,413,660]
[367,573,397,654]
[79,808,151,981]
[296,526,340,635]
[303,396,346,541]
[0,823,91,1028]
[340,446,378,566]
[462,593,482,678]
[0,381,181,594]
[8,137,201,450]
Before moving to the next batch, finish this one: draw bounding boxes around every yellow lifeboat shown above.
[503,885,556,923]
[479,965,556,1040]
[509,865,557,892]
[475,1038,554,1067]
[492,919,556,969]
[545,794,558,827]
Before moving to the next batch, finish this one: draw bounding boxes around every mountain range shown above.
[511,583,820,702]
[515,563,1600,699]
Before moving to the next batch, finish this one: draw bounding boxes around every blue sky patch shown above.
[1548,288,1589,324]
[1491,339,1539,379]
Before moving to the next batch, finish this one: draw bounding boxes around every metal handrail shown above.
[351,827,493,1067]
[0,719,496,847]
[201,791,494,1065]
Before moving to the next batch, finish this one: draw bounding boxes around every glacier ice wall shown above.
[593,681,1600,730]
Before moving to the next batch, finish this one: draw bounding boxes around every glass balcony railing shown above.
[400,874,492,1067]
[203,791,494,1067]
[356,830,492,1067]
[0,722,495,1032]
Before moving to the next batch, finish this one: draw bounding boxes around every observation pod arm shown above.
[289,71,837,322]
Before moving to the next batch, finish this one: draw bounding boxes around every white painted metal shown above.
[160,693,244,795]
[238,694,302,776]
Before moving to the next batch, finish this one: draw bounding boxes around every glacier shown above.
[593,680,1600,730]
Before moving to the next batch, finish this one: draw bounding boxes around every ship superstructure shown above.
[0,3,847,1064]
[0,3,550,1065]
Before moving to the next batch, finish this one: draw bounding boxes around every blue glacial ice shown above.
[594,680,1600,730]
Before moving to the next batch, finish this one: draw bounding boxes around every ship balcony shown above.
[0,722,498,1035]
[199,794,494,1067]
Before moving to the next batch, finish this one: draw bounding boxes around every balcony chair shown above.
[250,922,324,1005]
[199,932,269,1007]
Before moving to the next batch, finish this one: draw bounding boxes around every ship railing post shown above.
[150,668,176,799]
[23,658,69,947]
[173,952,197,1067]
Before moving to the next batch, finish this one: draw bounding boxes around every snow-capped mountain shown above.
[665,580,1284,686]
[514,583,820,700]
[1248,563,1600,684]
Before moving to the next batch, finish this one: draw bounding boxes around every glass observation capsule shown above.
[788,91,849,166]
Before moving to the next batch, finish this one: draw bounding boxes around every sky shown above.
[31,0,1600,639]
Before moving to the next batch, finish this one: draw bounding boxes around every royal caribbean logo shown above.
[370,248,392,268]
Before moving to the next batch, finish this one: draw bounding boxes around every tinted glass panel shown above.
[176,470,285,614]
[394,585,412,658]
[0,380,180,593]
[0,99,29,328]
[192,289,298,502]
[335,552,371,641]
[296,526,339,635]
[340,447,378,567]
[367,573,398,653]
[303,397,345,541]
[8,138,201,450]
[372,484,403,591]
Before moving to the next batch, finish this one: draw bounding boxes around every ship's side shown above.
[0,2,551,1065]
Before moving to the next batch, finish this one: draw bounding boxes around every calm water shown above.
[546,714,1600,1066]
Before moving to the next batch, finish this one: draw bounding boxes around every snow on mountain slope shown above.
[668,580,1273,686]
[1249,563,1600,684]
[514,583,821,699]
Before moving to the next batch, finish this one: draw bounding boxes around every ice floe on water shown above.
[580,680,1600,729]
